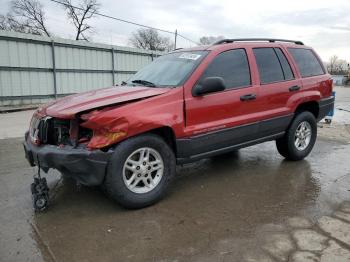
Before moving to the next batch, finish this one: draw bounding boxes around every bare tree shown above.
[129,28,173,52]
[0,13,42,35]
[335,59,348,74]
[0,15,7,30]
[9,0,51,36]
[327,55,348,75]
[60,0,100,41]
[199,35,225,45]
[0,13,30,33]
[327,55,338,74]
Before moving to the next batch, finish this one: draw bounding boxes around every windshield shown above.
[126,51,208,87]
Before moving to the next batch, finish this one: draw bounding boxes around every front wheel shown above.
[104,134,176,209]
[276,111,317,161]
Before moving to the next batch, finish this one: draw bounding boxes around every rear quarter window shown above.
[288,48,325,78]
[274,48,294,81]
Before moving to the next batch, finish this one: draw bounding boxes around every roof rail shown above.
[213,38,304,45]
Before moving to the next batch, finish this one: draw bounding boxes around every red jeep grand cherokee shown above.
[24,38,334,209]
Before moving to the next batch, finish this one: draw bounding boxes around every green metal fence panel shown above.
[57,72,113,94]
[0,39,52,68]
[0,30,162,106]
[55,46,112,70]
[114,52,153,71]
[0,71,54,96]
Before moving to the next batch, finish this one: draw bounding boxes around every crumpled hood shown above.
[43,86,171,119]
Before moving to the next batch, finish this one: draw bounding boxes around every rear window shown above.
[288,48,324,77]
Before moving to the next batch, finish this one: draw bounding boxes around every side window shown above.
[288,48,324,77]
[200,49,251,90]
[253,48,285,84]
[274,48,294,80]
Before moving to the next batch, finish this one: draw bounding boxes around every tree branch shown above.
[10,0,51,36]
[60,0,100,41]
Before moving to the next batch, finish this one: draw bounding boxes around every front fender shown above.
[80,88,184,149]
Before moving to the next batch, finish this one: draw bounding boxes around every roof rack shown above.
[213,38,304,45]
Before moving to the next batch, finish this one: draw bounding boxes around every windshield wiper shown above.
[131,79,156,87]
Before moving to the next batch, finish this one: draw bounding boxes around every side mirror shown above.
[193,77,226,96]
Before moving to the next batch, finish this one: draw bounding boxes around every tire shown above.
[104,134,176,209]
[276,111,317,161]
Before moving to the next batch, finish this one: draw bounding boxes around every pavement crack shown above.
[332,216,350,225]
[30,222,57,262]
[315,223,350,252]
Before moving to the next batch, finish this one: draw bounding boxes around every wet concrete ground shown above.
[0,87,349,262]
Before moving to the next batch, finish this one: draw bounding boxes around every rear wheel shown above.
[276,111,317,161]
[104,134,176,209]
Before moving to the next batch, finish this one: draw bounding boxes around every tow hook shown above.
[31,162,49,212]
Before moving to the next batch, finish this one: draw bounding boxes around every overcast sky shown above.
[1,0,349,61]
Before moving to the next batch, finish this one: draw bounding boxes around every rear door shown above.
[252,47,302,137]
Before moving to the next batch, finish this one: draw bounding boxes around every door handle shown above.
[289,85,301,92]
[240,94,256,101]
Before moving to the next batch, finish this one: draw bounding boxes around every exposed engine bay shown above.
[31,116,93,147]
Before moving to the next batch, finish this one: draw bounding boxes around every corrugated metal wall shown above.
[0,30,161,106]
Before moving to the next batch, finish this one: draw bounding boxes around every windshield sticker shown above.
[179,53,201,60]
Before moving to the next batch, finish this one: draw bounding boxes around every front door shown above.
[182,48,262,157]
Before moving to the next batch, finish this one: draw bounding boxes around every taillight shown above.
[323,78,333,97]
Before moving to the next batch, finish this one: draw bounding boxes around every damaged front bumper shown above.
[23,132,113,186]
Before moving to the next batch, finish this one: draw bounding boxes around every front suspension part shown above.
[31,164,49,212]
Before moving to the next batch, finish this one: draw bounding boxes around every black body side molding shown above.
[176,114,294,163]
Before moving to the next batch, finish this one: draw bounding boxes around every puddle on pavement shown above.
[334,102,350,124]
[30,140,350,261]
